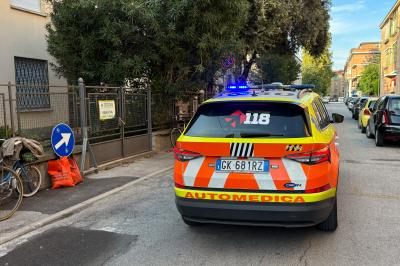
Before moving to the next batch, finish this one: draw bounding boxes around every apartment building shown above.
[0,0,68,136]
[380,0,400,95]
[344,42,381,97]
[330,70,345,98]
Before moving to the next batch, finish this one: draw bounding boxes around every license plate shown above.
[216,159,269,173]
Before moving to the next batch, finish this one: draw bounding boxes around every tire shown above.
[366,124,374,139]
[18,165,42,197]
[375,129,384,147]
[182,216,204,226]
[317,198,338,232]
[0,166,23,221]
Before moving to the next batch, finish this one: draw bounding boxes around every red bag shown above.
[48,157,74,189]
[68,158,83,185]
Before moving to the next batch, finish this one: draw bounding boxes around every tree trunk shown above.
[239,51,257,83]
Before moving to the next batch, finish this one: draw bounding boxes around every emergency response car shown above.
[173,83,344,231]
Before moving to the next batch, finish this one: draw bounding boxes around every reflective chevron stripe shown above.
[230,143,254,157]
[183,157,205,186]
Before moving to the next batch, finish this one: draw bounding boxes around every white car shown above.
[322,96,330,104]
[338,97,344,102]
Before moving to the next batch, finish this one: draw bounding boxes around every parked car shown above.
[338,97,344,102]
[366,95,400,146]
[322,96,330,104]
[330,96,338,102]
[352,97,368,120]
[358,97,378,133]
[348,97,357,110]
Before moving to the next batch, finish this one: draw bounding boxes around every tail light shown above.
[285,146,331,165]
[382,110,389,124]
[363,109,371,116]
[173,147,202,162]
[305,184,331,193]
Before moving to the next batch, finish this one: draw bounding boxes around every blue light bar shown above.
[226,83,250,91]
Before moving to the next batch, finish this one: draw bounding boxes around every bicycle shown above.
[0,139,42,198]
[170,118,186,148]
[0,159,23,221]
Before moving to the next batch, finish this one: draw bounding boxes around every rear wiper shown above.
[240,133,285,138]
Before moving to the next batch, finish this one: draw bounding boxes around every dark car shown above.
[366,95,400,146]
[352,97,368,120]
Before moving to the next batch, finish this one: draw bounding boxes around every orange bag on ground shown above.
[68,158,83,185]
[48,157,75,189]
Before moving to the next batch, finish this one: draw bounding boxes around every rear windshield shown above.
[184,102,311,138]
[368,100,377,109]
[389,98,400,113]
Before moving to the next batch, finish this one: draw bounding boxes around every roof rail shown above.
[251,83,315,91]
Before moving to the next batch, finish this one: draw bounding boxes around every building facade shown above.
[0,0,68,136]
[330,70,345,98]
[344,42,381,97]
[380,0,400,95]
[0,0,66,85]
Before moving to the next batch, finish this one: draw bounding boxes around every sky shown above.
[331,0,395,70]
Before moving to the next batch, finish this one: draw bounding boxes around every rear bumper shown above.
[379,125,400,138]
[175,189,336,227]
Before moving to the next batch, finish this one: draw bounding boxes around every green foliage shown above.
[0,126,12,139]
[302,45,334,96]
[46,0,330,90]
[257,51,300,84]
[239,0,331,81]
[357,64,380,96]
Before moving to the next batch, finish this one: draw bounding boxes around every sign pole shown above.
[78,78,87,173]
[78,78,98,174]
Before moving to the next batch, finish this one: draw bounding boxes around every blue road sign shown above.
[51,123,75,157]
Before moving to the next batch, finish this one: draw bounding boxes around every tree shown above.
[47,0,156,85]
[47,0,330,91]
[256,51,300,84]
[357,64,380,96]
[302,47,334,96]
[148,0,248,94]
[238,0,331,82]
[46,0,247,90]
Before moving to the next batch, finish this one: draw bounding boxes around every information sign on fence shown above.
[98,100,116,120]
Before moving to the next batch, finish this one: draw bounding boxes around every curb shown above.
[0,165,174,246]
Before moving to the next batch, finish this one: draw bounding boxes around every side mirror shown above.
[331,113,344,123]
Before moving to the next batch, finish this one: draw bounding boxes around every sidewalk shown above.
[0,151,173,244]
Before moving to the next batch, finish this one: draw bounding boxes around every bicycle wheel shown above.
[18,165,42,197]
[0,166,23,221]
[170,128,182,148]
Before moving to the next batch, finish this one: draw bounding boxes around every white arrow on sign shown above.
[54,133,71,150]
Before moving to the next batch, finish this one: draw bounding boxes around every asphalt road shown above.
[1,103,400,266]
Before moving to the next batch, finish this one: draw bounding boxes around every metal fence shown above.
[0,82,208,165]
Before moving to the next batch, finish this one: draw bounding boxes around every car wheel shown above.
[317,198,338,232]
[182,216,204,226]
[375,129,384,147]
[366,124,373,139]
